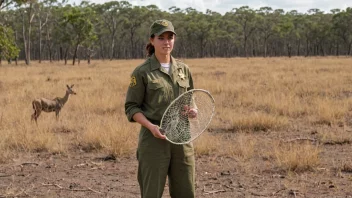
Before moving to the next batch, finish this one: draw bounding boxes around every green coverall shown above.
[125,54,195,198]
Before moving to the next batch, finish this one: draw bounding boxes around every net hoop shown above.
[160,89,215,145]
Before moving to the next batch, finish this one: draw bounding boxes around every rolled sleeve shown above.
[125,68,145,122]
[125,104,143,122]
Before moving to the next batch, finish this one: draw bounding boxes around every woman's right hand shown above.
[149,124,166,140]
[132,113,166,140]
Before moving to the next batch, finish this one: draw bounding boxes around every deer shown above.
[31,84,76,125]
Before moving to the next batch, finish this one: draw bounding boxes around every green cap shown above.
[149,19,176,36]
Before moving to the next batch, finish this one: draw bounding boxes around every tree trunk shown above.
[22,12,28,65]
[244,36,248,57]
[264,37,268,57]
[38,19,42,63]
[46,26,53,62]
[110,34,115,61]
[320,43,325,56]
[305,39,309,57]
[87,49,93,64]
[200,38,204,58]
[287,43,292,58]
[99,37,104,60]
[130,28,135,58]
[297,40,301,56]
[25,3,34,65]
[72,43,79,65]
[64,47,69,65]
[48,45,52,62]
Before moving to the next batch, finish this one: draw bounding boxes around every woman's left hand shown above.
[188,108,198,118]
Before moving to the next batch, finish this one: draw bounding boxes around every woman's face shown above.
[150,31,175,56]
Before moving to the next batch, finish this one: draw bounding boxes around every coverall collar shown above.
[150,54,181,73]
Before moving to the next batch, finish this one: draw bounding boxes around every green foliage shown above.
[58,6,97,46]
[0,25,20,59]
[333,8,352,42]
[0,0,30,10]
[1,3,352,60]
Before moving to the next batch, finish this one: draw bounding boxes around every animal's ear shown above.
[66,85,70,89]
[71,84,74,88]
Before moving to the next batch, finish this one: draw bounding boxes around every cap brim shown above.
[155,29,177,36]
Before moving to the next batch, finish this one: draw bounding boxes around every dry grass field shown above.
[1,57,352,197]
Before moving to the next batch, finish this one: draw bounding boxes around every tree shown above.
[332,7,352,55]
[59,6,97,65]
[231,6,258,57]
[0,25,20,64]
[256,7,280,57]
[94,1,128,60]
[2,4,352,60]
[120,6,150,58]
[0,0,29,10]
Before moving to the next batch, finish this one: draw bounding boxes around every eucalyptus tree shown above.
[120,5,153,58]
[222,10,242,57]
[35,0,48,62]
[94,1,128,60]
[19,0,38,65]
[288,10,306,56]
[0,9,20,64]
[43,2,62,62]
[204,9,223,57]
[302,9,331,56]
[35,0,60,62]
[0,25,20,64]
[1,0,32,64]
[168,6,187,57]
[275,12,295,57]
[313,10,333,56]
[0,0,29,10]
[256,7,280,57]
[329,9,342,55]
[58,5,97,65]
[332,7,352,55]
[230,6,259,57]
[183,9,214,57]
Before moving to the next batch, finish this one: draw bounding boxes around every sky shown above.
[75,0,350,14]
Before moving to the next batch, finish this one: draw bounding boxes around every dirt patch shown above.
[1,130,352,198]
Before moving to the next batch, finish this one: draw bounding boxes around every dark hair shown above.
[146,35,155,57]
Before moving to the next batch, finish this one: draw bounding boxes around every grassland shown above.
[1,57,352,197]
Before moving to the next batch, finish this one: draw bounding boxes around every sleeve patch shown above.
[130,76,137,87]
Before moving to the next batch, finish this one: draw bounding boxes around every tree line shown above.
[1,0,352,65]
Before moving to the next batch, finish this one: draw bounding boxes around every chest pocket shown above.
[148,81,163,90]
[147,79,171,105]
[177,80,189,95]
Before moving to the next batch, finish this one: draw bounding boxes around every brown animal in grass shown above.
[31,85,76,125]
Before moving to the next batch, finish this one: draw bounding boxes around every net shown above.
[160,89,215,144]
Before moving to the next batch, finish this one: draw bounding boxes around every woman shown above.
[125,19,197,198]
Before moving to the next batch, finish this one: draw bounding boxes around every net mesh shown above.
[160,89,215,144]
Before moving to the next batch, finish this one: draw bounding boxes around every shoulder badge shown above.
[177,68,185,80]
[130,76,137,87]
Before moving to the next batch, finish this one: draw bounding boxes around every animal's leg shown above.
[31,112,35,122]
[32,101,41,125]
[55,110,60,121]
[31,101,36,122]
[35,110,41,125]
